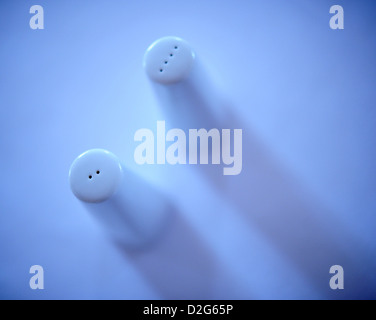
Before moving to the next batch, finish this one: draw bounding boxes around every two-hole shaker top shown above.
[69,149,123,203]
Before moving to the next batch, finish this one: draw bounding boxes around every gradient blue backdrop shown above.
[1,0,376,299]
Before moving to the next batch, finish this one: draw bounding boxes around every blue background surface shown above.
[1,0,376,299]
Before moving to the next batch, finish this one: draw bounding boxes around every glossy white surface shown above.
[144,36,195,84]
[1,0,376,300]
[69,149,123,203]
[69,149,170,248]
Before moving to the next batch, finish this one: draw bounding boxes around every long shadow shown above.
[221,112,376,299]
[149,66,376,299]
[149,60,230,188]
[115,204,230,299]
[151,59,223,131]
